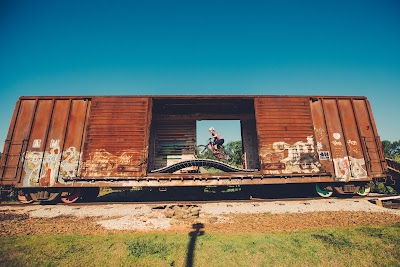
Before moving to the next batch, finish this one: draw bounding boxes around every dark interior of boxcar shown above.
[148,98,260,172]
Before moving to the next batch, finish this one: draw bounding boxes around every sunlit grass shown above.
[1,224,399,267]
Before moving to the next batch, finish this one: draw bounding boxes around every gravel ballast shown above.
[1,197,399,234]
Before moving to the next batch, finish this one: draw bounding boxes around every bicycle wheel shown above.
[196,145,211,156]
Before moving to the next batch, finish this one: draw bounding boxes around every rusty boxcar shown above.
[0,95,389,203]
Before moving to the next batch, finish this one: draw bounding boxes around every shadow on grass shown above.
[185,223,205,267]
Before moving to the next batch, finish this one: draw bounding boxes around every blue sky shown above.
[1,0,399,151]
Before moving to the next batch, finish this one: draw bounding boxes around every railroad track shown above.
[381,202,400,209]
[369,195,400,210]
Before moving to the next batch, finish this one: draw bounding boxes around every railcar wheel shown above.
[17,193,34,204]
[356,186,371,196]
[315,184,334,198]
[60,188,81,204]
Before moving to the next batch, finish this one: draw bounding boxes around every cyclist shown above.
[208,127,224,150]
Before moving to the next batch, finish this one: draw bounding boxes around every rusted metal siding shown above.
[352,99,387,177]
[1,95,388,189]
[241,119,260,170]
[310,97,387,181]
[0,98,90,187]
[309,99,334,175]
[151,119,196,171]
[22,99,89,187]
[254,97,321,175]
[58,99,90,180]
[0,99,36,184]
[80,97,151,178]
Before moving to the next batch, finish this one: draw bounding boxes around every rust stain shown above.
[81,149,142,177]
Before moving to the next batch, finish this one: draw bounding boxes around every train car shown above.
[0,95,389,203]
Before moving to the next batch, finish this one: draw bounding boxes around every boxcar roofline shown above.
[16,95,369,101]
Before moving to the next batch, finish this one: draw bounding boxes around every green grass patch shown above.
[1,224,399,267]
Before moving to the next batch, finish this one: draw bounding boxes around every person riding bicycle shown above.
[209,127,224,150]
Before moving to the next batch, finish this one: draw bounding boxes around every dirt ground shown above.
[1,198,399,236]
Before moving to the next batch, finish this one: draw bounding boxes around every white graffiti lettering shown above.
[331,140,342,146]
[50,139,60,148]
[32,139,42,148]
[347,140,357,146]
[262,135,321,174]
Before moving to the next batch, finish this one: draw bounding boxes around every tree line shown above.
[382,140,400,162]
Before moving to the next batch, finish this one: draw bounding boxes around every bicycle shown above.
[196,138,230,161]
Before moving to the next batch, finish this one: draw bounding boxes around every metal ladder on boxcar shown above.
[0,139,29,201]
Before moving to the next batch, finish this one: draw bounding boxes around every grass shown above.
[1,224,399,267]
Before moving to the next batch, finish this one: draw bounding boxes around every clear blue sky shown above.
[1,0,399,151]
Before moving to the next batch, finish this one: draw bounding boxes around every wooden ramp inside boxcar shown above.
[151,159,258,173]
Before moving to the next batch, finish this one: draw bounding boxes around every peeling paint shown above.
[81,149,142,177]
[23,151,44,187]
[60,146,81,178]
[262,136,321,174]
[23,146,81,186]
[333,156,367,180]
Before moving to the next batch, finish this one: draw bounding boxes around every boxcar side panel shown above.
[0,98,90,187]
[57,99,90,181]
[309,99,334,175]
[310,97,386,182]
[352,100,387,177]
[24,99,59,187]
[337,99,368,179]
[80,97,151,179]
[0,99,36,184]
[22,99,90,187]
[254,97,321,175]
[319,99,354,181]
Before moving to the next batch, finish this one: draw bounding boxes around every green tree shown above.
[224,141,243,167]
[196,141,243,167]
[381,140,400,162]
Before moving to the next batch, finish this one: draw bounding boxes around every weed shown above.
[312,232,353,249]
[126,237,170,258]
